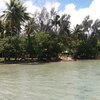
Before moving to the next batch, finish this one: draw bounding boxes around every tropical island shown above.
[0,0,100,63]
[0,0,100,99]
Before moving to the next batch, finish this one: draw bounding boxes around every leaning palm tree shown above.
[2,0,30,37]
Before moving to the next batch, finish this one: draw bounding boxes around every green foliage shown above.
[25,35,36,58]
[96,42,100,56]
[2,0,29,36]
[0,20,4,38]
[75,41,97,59]
[34,32,63,60]
[0,0,100,62]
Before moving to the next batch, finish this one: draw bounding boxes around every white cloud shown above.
[0,0,6,16]
[0,0,7,12]
[63,4,88,27]
[44,1,60,12]
[63,0,100,27]
[89,0,100,19]
[24,0,41,14]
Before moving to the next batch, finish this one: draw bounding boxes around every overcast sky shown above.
[0,0,100,27]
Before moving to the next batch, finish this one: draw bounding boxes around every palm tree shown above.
[2,0,29,36]
[59,14,71,36]
[0,19,4,38]
[25,18,39,37]
[92,19,100,40]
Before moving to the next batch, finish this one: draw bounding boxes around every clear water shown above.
[0,60,100,100]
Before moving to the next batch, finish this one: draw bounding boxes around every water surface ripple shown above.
[0,60,100,100]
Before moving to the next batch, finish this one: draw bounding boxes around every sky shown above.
[23,0,92,10]
[0,0,100,27]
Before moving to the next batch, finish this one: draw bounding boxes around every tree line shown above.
[0,0,100,62]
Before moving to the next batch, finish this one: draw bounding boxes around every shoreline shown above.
[0,58,100,65]
[0,58,62,65]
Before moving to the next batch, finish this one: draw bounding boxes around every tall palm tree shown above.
[59,14,71,36]
[2,0,29,36]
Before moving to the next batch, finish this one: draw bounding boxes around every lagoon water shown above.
[0,60,100,100]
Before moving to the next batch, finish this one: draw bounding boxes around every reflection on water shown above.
[0,60,100,100]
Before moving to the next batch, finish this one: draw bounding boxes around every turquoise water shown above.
[0,60,100,100]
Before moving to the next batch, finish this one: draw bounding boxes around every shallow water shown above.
[0,60,100,100]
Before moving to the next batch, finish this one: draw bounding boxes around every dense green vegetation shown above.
[0,0,100,62]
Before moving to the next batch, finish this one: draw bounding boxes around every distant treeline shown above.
[0,0,100,61]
